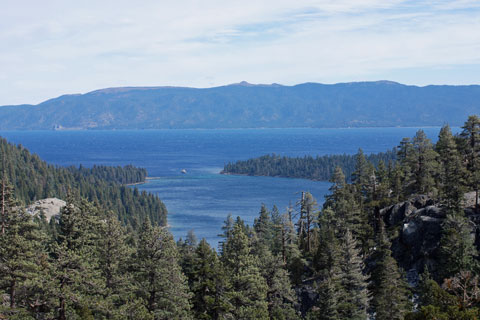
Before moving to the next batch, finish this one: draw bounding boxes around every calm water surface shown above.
[0,128,453,247]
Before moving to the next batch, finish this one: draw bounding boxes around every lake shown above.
[0,127,452,247]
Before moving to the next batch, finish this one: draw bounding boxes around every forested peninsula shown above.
[222,150,397,181]
[3,116,480,319]
[0,137,166,228]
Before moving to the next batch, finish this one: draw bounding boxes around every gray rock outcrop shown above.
[26,198,66,222]
[380,195,477,278]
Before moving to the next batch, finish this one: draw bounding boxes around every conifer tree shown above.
[0,182,42,317]
[96,210,132,318]
[218,214,234,255]
[460,115,480,208]
[327,166,346,205]
[371,227,411,320]
[254,204,274,249]
[439,213,478,279]
[336,230,369,320]
[296,192,319,254]
[132,221,192,320]
[178,229,199,290]
[251,225,299,320]
[310,208,341,320]
[406,130,439,195]
[352,148,370,201]
[222,223,269,319]
[313,208,340,278]
[188,239,231,320]
[326,167,372,255]
[47,197,103,320]
[436,125,466,213]
[270,205,284,257]
[375,160,391,206]
[307,277,339,320]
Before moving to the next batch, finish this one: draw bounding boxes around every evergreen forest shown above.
[222,150,397,181]
[3,115,480,319]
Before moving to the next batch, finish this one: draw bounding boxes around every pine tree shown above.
[251,226,299,320]
[178,229,199,290]
[327,166,346,206]
[375,160,391,207]
[132,221,192,320]
[96,210,132,318]
[439,213,478,279]
[459,115,480,208]
[336,230,369,320]
[270,205,283,258]
[47,197,103,320]
[296,192,319,254]
[371,228,411,320]
[0,182,43,317]
[436,125,467,213]
[307,277,339,320]
[254,204,274,249]
[313,208,340,278]
[352,148,370,201]
[218,214,234,255]
[310,208,341,320]
[406,130,439,195]
[188,239,231,320]
[222,223,269,319]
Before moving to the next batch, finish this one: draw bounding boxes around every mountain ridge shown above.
[0,81,479,130]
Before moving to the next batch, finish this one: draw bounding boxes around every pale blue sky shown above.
[1,0,479,105]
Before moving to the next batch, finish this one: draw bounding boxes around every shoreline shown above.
[124,176,164,186]
[220,171,326,182]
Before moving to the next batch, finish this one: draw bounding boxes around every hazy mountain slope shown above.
[1,81,479,129]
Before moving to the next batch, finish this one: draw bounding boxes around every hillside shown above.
[0,137,167,227]
[1,81,480,129]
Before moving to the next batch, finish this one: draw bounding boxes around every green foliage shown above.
[439,214,478,279]
[436,125,467,213]
[5,115,480,319]
[0,137,166,229]
[187,239,232,320]
[222,223,269,319]
[372,250,411,319]
[132,221,192,319]
[0,181,43,315]
[336,230,369,320]
[222,150,397,182]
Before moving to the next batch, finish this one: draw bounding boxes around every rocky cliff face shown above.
[381,194,478,283]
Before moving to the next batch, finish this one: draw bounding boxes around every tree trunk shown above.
[9,279,16,308]
[59,297,66,320]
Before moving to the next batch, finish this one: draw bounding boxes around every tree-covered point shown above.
[67,164,147,185]
[222,150,396,181]
[0,137,166,228]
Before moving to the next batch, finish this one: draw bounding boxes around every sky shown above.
[1,0,480,105]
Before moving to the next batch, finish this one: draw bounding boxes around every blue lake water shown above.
[0,127,455,247]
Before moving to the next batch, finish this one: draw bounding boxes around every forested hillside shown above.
[1,81,480,129]
[2,116,480,319]
[222,149,397,181]
[0,137,166,227]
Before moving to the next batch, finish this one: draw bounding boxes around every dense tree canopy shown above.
[3,115,480,319]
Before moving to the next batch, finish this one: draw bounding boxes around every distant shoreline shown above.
[220,171,327,182]
[124,176,163,186]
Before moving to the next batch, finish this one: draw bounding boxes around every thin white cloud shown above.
[0,0,479,104]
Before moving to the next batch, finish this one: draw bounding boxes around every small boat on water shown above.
[181,169,187,174]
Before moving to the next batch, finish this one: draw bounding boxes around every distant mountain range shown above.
[0,81,479,130]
